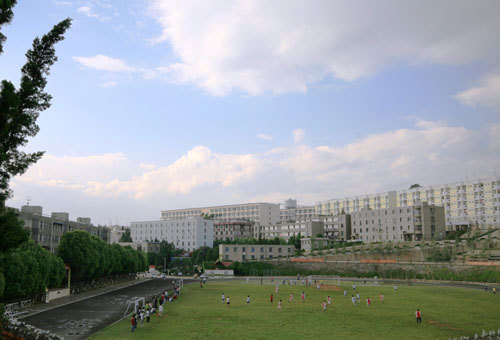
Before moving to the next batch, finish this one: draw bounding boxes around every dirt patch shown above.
[320,285,341,291]
[427,320,463,331]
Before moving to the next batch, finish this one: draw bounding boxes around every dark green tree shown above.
[119,228,133,242]
[0,3,71,255]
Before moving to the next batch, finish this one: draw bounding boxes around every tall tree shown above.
[0,1,71,255]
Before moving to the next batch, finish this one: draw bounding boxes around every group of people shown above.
[131,281,183,333]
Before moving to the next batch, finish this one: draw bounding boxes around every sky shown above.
[1,0,500,226]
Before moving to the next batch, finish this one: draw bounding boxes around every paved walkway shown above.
[19,278,179,340]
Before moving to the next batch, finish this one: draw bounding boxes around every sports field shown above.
[90,279,500,340]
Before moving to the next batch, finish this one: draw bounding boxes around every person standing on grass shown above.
[131,314,137,333]
[493,287,496,294]
[394,285,398,293]
[327,296,331,305]
[351,295,356,306]
[247,295,250,305]
[289,293,294,302]
[380,293,384,304]
[139,309,144,325]
[356,292,360,302]
[301,291,305,302]
[226,296,230,306]
[415,309,422,323]
[322,300,327,312]
[222,292,225,303]
[146,309,150,323]
[366,297,371,307]
[277,299,282,312]
[159,304,164,317]
[276,284,279,293]
[344,289,347,297]
[270,294,274,304]
[352,284,356,290]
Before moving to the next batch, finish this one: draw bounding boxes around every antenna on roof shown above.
[26,196,31,206]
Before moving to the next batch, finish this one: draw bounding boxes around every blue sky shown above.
[2,0,500,225]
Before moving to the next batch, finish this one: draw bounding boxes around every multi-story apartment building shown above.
[322,214,351,241]
[280,199,315,222]
[213,220,254,241]
[316,177,500,231]
[161,202,280,226]
[12,205,110,253]
[350,203,445,242]
[262,217,324,240]
[130,217,213,252]
[219,244,295,261]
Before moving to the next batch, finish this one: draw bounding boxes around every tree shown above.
[119,228,133,242]
[409,184,421,189]
[0,3,71,261]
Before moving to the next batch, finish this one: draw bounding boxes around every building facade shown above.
[322,214,351,241]
[161,202,280,226]
[262,218,324,240]
[213,220,254,241]
[13,205,110,253]
[350,203,445,242]
[280,199,315,222]
[130,217,214,252]
[316,177,500,231]
[219,244,295,261]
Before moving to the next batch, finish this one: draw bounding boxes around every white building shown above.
[161,202,280,226]
[130,217,213,252]
[316,177,500,231]
[280,199,315,222]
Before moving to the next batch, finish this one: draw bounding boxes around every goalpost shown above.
[123,297,145,318]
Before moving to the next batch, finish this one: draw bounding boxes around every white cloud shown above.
[455,74,500,109]
[257,133,273,141]
[11,120,500,218]
[293,128,305,144]
[147,0,500,95]
[73,55,136,72]
[100,81,117,88]
[77,6,111,22]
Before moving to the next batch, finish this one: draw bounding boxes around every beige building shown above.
[350,203,445,242]
[13,205,110,253]
[301,237,330,252]
[316,177,500,231]
[219,244,295,261]
[161,202,280,227]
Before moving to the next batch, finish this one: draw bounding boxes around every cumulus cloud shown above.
[12,120,500,211]
[146,0,500,95]
[455,74,500,109]
[73,55,136,72]
[257,133,273,141]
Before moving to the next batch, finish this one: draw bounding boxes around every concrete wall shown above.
[48,288,70,301]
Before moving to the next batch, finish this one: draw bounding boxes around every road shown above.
[20,278,181,340]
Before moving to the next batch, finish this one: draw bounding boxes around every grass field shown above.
[90,279,500,340]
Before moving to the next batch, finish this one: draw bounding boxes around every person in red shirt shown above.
[270,294,273,304]
[366,297,371,307]
[416,309,422,323]
[131,314,137,333]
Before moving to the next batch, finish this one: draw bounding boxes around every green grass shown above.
[90,280,500,340]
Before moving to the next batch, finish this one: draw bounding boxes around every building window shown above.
[251,247,255,252]
[269,247,273,252]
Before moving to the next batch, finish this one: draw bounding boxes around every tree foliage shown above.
[0,0,17,54]
[57,231,147,282]
[119,228,133,242]
[1,240,66,299]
